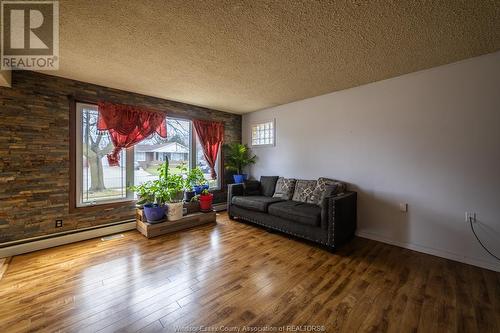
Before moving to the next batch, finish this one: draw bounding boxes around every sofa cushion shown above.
[292,180,317,203]
[243,180,261,196]
[308,177,347,206]
[260,176,279,197]
[231,196,283,213]
[268,200,321,227]
[272,177,297,200]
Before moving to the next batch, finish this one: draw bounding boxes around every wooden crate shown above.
[136,210,216,238]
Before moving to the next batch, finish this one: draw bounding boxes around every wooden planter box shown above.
[136,208,216,239]
[184,201,201,215]
[135,202,200,222]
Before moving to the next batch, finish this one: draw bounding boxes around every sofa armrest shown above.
[227,183,244,210]
[321,191,357,247]
[228,183,244,198]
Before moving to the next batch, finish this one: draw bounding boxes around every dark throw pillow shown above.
[243,180,261,196]
[260,176,279,197]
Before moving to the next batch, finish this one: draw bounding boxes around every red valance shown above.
[97,101,167,166]
[193,119,224,179]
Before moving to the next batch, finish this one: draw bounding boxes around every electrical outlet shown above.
[465,212,477,223]
[55,219,63,228]
[399,203,408,212]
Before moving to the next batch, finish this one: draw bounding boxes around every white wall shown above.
[243,51,500,272]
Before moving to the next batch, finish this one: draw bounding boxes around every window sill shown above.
[251,144,275,148]
[69,200,135,214]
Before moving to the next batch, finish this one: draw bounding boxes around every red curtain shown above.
[193,119,224,179]
[97,101,167,166]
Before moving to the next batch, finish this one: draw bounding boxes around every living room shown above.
[0,1,499,332]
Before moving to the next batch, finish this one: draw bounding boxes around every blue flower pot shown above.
[233,174,245,183]
[194,184,209,194]
[143,204,166,223]
[194,185,203,195]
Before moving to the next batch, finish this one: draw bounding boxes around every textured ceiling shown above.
[47,0,500,114]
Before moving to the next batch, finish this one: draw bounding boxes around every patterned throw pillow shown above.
[292,180,317,203]
[308,177,347,205]
[273,177,297,200]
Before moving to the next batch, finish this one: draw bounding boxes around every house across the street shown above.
[135,142,189,167]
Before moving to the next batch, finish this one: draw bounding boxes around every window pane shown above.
[79,104,127,205]
[134,118,191,186]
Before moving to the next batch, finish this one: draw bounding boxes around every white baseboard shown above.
[0,221,136,258]
[356,230,500,273]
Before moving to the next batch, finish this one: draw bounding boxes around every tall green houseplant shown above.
[224,143,257,183]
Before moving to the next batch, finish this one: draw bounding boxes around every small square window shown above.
[251,120,275,147]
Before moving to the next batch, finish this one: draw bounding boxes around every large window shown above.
[75,102,221,207]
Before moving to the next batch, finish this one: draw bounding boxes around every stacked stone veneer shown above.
[0,71,241,242]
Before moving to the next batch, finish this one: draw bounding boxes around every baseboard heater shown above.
[0,219,136,258]
[213,203,227,212]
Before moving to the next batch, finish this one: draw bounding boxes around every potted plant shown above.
[176,164,195,202]
[165,172,185,221]
[156,160,185,221]
[198,189,213,212]
[145,180,169,223]
[130,181,166,223]
[130,159,186,223]
[224,143,257,183]
[129,181,154,208]
[186,166,208,196]
[130,180,167,223]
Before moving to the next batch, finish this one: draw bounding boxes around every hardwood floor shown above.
[0,213,499,333]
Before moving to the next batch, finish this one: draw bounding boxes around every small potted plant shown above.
[198,189,214,212]
[224,143,257,183]
[165,172,185,221]
[129,181,154,208]
[130,159,186,223]
[130,181,166,223]
[145,181,169,223]
[186,166,208,196]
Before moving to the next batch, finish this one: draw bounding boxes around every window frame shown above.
[69,97,223,213]
[75,102,135,207]
[250,119,276,147]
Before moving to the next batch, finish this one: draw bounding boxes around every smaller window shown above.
[251,120,275,147]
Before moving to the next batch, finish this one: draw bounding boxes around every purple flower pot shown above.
[143,204,166,223]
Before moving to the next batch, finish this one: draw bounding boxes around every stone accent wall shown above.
[0,71,241,243]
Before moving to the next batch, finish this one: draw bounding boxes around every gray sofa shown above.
[227,176,357,249]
